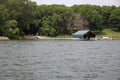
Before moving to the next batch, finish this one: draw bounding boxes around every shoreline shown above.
[0,36,120,41]
[24,36,120,41]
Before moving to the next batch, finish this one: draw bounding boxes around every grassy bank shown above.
[55,35,72,38]
[97,28,120,39]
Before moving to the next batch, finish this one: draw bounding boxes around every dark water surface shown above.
[0,40,120,80]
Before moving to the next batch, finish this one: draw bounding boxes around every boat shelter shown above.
[72,30,96,40]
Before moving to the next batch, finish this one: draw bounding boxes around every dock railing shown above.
[95,36,112,40]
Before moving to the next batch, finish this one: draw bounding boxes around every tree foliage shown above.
[109,7,120,31]
[86,10,103,31]
[0,0,119,39]
[5,20,20,39]
[0,4,9,36]
[100,6,116,26]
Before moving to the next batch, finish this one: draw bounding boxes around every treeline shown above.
[0,0,120,39]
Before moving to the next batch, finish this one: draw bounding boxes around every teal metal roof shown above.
[72,30,90,38]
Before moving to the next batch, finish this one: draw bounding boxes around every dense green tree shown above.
[5,20,20,39]
[39,17,56,36]
[109,7,120,31]
[51,13,63,34]
[86,10,103,31]
[50,5,73,34]
[72,5,100,17]
[36,5,74,35]
[100,6,116,26]
[0,4,9,36]
[3,0,37,34]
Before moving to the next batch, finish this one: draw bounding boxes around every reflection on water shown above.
[0,40,120,80]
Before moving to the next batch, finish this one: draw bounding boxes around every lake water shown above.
[0,40,120,80]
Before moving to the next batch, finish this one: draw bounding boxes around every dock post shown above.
[111,36,112,40]
[95,36,97,41]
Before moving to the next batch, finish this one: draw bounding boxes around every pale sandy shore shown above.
[24,36,120,40]
[24,35,76,40]
[1,36,119,40]
[0,36,9,40]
